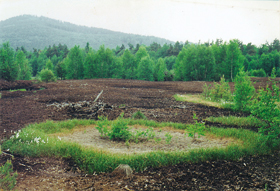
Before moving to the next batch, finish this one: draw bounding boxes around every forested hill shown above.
[0,15,174,51]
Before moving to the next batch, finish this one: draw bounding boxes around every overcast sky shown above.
[0,0,279,46]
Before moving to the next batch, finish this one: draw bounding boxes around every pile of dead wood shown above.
[47,90,112,119]
[68,101,112,119]
[47,100,112,119]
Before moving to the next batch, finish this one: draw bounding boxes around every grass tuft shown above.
[131,110,147,120]
[9,89,27,92]
[174,94,233,108]
[206,116,266,128]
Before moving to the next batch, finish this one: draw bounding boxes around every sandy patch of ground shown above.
[53,125,236,154]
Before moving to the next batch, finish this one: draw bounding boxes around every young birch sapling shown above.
[185,113,205,140]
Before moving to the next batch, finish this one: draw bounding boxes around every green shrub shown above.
[39,69,56,83]
[165,132,173,144]
[201,83,211,99]
[96,114,135,142]
[252,89,280,148]
[0,160,18,191]
[251,68,280,148]
[209,76,232,101]
[234,68,255,112]
[131,110,147,120]
[108,119,132,141]
[95,117,163,143]
[146,127,156,140]
[133,130,146,143]
[96,116,109,138]
[185,113,205,139]
[249,69,266,77]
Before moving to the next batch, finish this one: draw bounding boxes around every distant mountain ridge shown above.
[0,15,174,51]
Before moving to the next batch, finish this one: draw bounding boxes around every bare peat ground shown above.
[1,78,280,190]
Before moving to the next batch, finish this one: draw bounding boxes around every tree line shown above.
[0,39,280,82]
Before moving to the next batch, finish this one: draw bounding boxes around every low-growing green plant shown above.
[146,127,156,140]
[199,76,234,109]
[206,116,266,128]
[154,137,162,143]
[108,115,131,141]
[125,140,130,148]
[133,130,146,143]
[265,183,268,191]
[29,119,96,134]
[209,76,233,102]
[202,83,211,99]
[9,88,26,92]
[186,113,205,139]
[126,118,187,130]
[96,118,177,145]
[165,132,173,144]
[96,116,109,138]
[119,104,126,108]
[131,110,147,120]
[0,160,18,191]
[174,94,229,108]
[96,116,158,143]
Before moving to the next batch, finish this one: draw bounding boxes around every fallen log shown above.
[94,90,103,102]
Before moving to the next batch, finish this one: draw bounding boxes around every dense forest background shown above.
[0,38,279,83]
[0,15,174,50]
[0,15,279,82]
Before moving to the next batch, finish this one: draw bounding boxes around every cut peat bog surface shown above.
[1,78,280,190]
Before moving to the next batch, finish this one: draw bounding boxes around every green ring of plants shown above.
[2,118,277,174]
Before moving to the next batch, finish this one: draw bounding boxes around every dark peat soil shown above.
[1,78,280,190]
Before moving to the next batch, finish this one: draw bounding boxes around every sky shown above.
[0,0,279,46]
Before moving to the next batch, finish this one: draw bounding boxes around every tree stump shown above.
[111,164,133,177]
